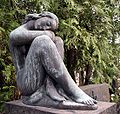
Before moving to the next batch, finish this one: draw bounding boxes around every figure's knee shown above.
[31,35,54,48]
[33,35,51,44]
[31,35,56,54]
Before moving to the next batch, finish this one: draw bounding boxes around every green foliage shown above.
[0,0,120,112]
[45,0,120,86]
[0,86,15,112]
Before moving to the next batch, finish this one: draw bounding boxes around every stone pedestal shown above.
[5,100,117,114]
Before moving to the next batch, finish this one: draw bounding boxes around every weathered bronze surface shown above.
[9,12,97,110]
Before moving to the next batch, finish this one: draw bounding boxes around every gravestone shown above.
[80,83,110,102]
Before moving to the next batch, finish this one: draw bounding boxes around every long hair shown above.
[23,11,59,24]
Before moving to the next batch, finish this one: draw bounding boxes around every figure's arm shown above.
[10,24,55,45]
[9,19,56,71]
[9,43,26,72]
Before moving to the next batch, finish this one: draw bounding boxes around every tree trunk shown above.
[84,64,93,85]
[66,48,77,82]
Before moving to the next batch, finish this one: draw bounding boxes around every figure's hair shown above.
[39,12,59,24]
[23,11,59,24]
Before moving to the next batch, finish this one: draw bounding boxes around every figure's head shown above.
[24,12,59,31]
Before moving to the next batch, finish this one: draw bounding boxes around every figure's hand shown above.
[10,24,56,45]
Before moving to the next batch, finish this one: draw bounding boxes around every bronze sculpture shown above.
[9,12,97,110]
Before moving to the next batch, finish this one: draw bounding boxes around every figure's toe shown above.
[84,100,88,105]
[86,100,93,105]
[86,100,90,105]
[78,98,96,105]
[93,99,97,104]
[83,100,93,105]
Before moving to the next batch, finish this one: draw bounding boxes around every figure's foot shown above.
[60,100,98,110]
[22,87,44,105]
[72,91,97,105]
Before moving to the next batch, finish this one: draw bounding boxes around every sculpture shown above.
[9,12,97,110]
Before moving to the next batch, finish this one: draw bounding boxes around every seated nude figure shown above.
[9,12,97,109]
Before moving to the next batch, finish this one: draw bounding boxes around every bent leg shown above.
[32,35,96,105]
[17,39,46,96]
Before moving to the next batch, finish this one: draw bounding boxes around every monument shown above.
[9,11,97,110]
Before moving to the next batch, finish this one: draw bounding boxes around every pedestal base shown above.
[5,100,117,114]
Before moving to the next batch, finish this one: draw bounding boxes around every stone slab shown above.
[80,83,110,102]
[5,100,117,114]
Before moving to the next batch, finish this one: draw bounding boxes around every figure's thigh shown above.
[17,38,46,96]
[17,35,62,96]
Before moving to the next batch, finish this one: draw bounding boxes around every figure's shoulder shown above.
[10,25,27,39]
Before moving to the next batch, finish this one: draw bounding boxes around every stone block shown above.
[80,83,110,102]
[5,100,117,114]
